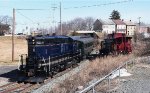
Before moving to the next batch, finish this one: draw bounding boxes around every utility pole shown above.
[138,17,141,32]
[12,8,15,62]
[51,2,57,34]
[60,2,62,35]
[134,17,141,43]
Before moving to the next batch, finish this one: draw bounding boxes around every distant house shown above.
[148,25,150,33]
[102,19,116,34]
[112,19,126,34]
[93,19,116,34]
[93,19,103,32]
[124,20,136,36]
[136,23,149,33]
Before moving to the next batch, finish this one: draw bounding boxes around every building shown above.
[93,19,103,32]
[112,19,126,34]
[124,20,136,36]
[136,23,149,33]
[102,19,116,34]
[93,19,116,34]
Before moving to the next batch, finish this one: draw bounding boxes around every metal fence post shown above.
[92,86,95,93]
[133,59,135,67]
[119,67,121,78]
[117,67,120,86]
[125,62,127,69]
[108,76,110,92]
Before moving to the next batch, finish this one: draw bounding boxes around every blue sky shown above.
[0,0,150,33]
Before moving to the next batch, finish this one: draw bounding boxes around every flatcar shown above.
[18,35,94,82]
[100,33,132,56]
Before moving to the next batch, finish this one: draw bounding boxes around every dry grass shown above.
[50,54,132,93]
[0,36,27,65]
[133,39,150,57]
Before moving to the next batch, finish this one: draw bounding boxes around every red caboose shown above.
[108,33,132,54]
[100,33,132,55]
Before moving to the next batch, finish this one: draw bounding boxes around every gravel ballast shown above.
[32,60,90,93]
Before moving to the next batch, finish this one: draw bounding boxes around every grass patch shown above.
[50,54,133,93]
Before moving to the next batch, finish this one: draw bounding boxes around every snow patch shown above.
[109,68,132,79]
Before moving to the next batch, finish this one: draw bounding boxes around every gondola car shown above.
[18,35,94,82]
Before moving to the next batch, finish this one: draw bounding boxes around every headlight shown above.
[32,39,35,42]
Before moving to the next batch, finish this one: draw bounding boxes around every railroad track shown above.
[0,60,86,93]
[0,67,75,93]
[0,82,38,93]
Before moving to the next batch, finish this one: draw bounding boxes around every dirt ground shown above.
[0,36,27,65]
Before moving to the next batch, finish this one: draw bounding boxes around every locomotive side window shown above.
[36,40,44,45]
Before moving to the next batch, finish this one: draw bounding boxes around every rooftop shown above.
[112,19,126,25]
[124,20,135,25]
[99,19,115,25]
[74,30,96,33]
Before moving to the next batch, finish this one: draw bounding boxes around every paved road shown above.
[0,65,18,86]
[114,63,150,93]
[0,65,17,75]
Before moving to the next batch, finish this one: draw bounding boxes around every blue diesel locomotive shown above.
[18,35,94,82]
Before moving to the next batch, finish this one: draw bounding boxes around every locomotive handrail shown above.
[18,54,28,70]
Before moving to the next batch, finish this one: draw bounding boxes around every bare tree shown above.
[70,17,86,31]
[85,17,94,30]
[0,16,12,35]
[55,17,95,35]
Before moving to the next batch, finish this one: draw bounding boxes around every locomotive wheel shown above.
[59,65,65,71]
[54,66,60,73]
[72,59,77,68]
[48,72,53,78]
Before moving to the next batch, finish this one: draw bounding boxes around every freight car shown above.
[100,33,132,56]
[18,35,94,83]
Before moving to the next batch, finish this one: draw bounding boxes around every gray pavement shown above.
[114,63,150,93]
[0,65,17,75]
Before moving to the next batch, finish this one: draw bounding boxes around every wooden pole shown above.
[12,8,15,62]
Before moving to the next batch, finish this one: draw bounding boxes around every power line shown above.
[13,0,132,28]
[16,10,36,23]
[64,0,132,9]
[16,9,50,10]
[17,21,51,25]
